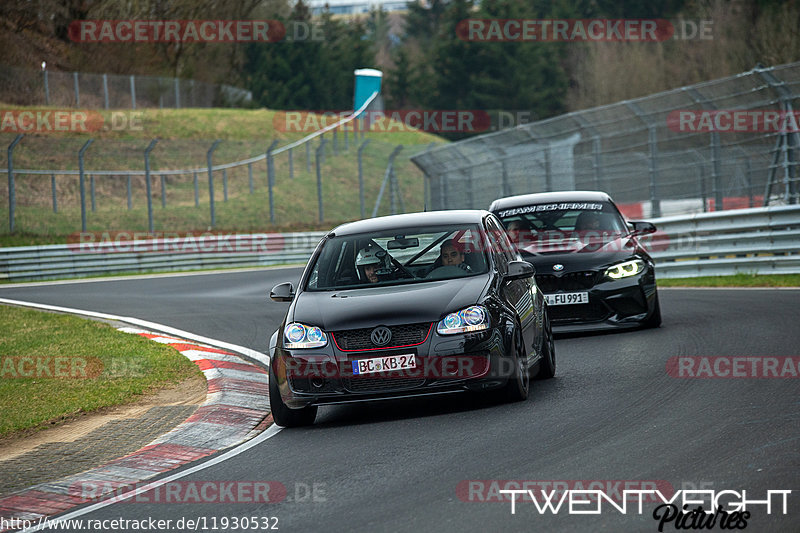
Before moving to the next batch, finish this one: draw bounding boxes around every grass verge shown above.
[658,273,800,287]
[0,304,202,438]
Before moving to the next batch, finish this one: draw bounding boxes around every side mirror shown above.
[506,260,535,280]
[630,221,657,235]
[270,282,295,302]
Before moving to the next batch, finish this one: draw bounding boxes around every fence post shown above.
[501,159,510,197]
[7,134,23,232]
[372,145,403,217]
[333,127,339,155]
[43,68,49,105]
[222,169,228,202]
[127,175,132,210]
[130,75,137,110]
[102,74,109,109]
[78,139,93,232]
[90,175,96,212]
[316,140,327,223]
[289,148,294,179]
[174,78,180,109]
[266,139,279,223]
[358,139,370,219]
[465,168,475,209]
[592,136,603,190]
[144,138,159,233]
[391,162,405,214]
[648,125,661,218]
[51,174,57,213]
[544,147,552,192]
[710,131,722,211]
[248,163,254,193]
[207,140,221,227]
[193,172,199,206]
[161,174,167,207]
[73,72,80,107]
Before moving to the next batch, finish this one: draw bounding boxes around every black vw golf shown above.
[489,191,661,333]
[268,210,555,427]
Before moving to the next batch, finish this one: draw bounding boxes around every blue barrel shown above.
[353,68,382,114]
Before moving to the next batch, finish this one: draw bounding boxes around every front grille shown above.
[536,271,600,292]
[331,323,432,351]
[549,301,610,323]
[342,375,426,393]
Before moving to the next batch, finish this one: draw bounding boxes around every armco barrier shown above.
[1,205,799,282]
[648,204,800,278]
[0,232,325,281]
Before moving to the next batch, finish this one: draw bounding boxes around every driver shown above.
[356,246,384,283]
[506,218,532,245]
[439,239,472,272]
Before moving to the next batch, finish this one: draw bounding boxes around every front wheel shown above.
[535,309,556,380]
[502,327,529,402]
[269,365,317,427]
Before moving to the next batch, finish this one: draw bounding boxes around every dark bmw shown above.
[268,210,555,427]
[489,191,661,333]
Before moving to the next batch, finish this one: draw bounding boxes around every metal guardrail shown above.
[648,204,800,278]
[0,233,325,281]
[1,206,798,281]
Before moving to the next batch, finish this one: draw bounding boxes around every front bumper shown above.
[272,325,516,409]
[540,268,657,334]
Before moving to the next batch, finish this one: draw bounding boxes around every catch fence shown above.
[412,62,800,218]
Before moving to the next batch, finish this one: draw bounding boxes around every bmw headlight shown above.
[605,259,645,279]
[283,322,328,349]
[437,305,489,335]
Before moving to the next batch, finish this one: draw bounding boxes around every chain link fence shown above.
[0,124,431,236]
[411,62,800,219]
[0,65,252,108]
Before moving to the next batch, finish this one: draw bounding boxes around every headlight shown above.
[605,259,645,279]
[437,305,489,335]
[283,322,328,349]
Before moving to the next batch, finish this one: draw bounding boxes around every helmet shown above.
[356,246,383,267]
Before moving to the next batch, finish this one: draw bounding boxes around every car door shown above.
[485,216,538,362]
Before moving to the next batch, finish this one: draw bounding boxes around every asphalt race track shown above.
[2,270,799,532]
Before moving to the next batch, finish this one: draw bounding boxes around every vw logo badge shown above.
[552,264,564,271]
[370,326,392,346]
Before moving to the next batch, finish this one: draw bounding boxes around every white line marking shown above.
[19,424,283,532]
[0,298,269,366]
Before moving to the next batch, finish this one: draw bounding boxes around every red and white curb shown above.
[0,327,273,529]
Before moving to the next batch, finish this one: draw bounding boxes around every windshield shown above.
[306,224,489,291]
[496,201,627,252]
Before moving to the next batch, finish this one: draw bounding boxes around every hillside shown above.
[0,106,445,245]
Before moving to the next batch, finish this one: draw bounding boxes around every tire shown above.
[535,310,556,380]
[269,365,317,427]
[502,326,530,402]
[643,292,662,329]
